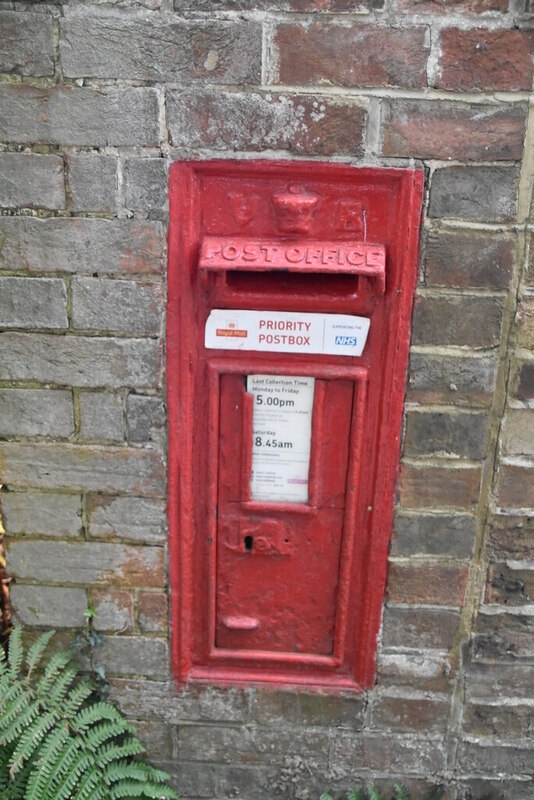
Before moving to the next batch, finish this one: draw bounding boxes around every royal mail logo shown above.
[335,335,357,346]
[216,328,248,338]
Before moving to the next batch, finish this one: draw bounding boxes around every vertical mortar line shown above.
[364,96,382,163]
[157,83,169,155]
[261,18,274,87]
[444,95,534,776]
[72,388,81,437]
[81,492,89,542]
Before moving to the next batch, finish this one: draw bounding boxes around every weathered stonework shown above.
[1,1,533,797]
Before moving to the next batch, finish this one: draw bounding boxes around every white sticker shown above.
[247,375,315,504]
[205,309,370,357]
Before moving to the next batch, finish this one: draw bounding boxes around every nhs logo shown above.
[335,335,357,346]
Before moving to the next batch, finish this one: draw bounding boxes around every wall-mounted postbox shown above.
[167,160,423,691]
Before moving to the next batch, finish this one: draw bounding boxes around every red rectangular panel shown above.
[167,160,423,691]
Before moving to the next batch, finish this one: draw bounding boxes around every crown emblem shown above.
[272,184,318,235]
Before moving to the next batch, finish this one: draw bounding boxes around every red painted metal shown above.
[167,159,424,692]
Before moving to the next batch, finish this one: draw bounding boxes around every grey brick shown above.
[0,84,159,146]
[391,512,476,558]
[0,154,65,210]
[425,229,515,290]
[0,388,74,438]
[107,678,249,723]
[0,491,82,538]
[404,410,488,459]
[0,333,161,389]
[0,217,164,275]
[0,442,166,495]
[0,277,68,329]
[79,391,124,442]
[501,409,534,457]
[132,721,173,761]
[92,635,168,679]
[178,725,329,766]
[127,395,165,444]
[92,588,134,632]
[408,352,498,406]
[412,295,504,348]
[124,158,167,218]
[331,733,446,775]
[456,741,534,777]
[60,15,261,83]
[167,88,367,157]
[67,154,117,213]
[87,495,167,543]
[429,166,519,222]
[0,11,54,76]
[7,539,165,586]
[382,606,460,650]
[11,584,87,628]
[72,278,163,335]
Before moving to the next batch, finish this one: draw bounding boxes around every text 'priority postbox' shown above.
[167,160,423,691]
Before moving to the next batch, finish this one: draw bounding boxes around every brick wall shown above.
[0,1,533,798]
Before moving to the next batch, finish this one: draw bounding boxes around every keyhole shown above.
[244,535,253,552]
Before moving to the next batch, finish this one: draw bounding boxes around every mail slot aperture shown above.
[167,159,423,691]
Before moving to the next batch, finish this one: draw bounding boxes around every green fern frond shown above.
[0,698,41,744]
[95,738,146,767]
[347,791,366,800]
[0,680,24,716]
[103,760,156,785]
[74,700,126,732]
[8,709,59,775]
[1,628,179,800]
[47,665,79,706]
[139,784,179,799]
[83,719,136,751]
[25,723,71,800]
[62,679,95,718]
[51,750,94,800]
[7,627,23,679]
[25,630,55,679]
[393,785,411,800]
[0,688,30,733]
[39,736,82,800]
[110,780,178,799]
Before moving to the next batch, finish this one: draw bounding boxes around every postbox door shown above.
[215,371,360,656]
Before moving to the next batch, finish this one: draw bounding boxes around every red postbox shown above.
[167,160,423,691]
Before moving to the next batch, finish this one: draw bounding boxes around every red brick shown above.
[496,465,534,508]
[488,515,534,560]
[412,295,504,348]
[382,101,526,161]
[399,0,506,10]
[400,463,482,509]
[388,562,469,605]
[274,24,428,89]
[437,29,534,91]
[167,89,366,156]
[425,230,515,290]
[138,591,168,633]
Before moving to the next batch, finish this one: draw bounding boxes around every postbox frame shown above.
[167,159,424,692]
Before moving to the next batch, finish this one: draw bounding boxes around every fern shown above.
[0,628,179,800]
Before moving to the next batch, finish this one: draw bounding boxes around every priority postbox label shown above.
[205,310,370,357]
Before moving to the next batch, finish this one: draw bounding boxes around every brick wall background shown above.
[0,1,533,798]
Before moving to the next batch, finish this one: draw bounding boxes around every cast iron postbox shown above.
[167,160,423,691]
